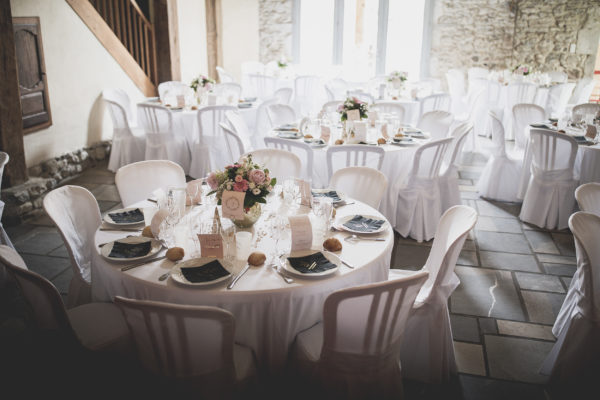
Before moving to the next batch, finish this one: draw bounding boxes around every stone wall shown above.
[258,0,293,63]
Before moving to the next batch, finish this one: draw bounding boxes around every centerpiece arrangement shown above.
[190,74,215,104]
[513,64,532,76]
[206,155,276,228]
[387,70,408,89]
[337,97,369,143]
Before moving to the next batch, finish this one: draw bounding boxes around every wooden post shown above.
[0,0,28,186]
[206,0,222,81]
[154,0,180,83]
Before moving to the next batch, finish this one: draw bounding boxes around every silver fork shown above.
[272,255,293,284]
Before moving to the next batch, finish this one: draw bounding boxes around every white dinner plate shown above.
[336,214,387,234]
[282,250,340,278]
[100,236,162,263]
[170,257,233,286]
[103,207,146,226]
[391,138,418,146]
[276,131,302,139]
[311,189,347,204]
[311,141,328,148]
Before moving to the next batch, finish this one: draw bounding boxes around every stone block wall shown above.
[258,0,293,63]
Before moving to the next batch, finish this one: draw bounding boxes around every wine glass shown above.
[185,180,202,207]
[270,215,290,260]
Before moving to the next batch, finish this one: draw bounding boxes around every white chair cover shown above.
[0,152,14,249]
[575,183,600,215]
[395,138,453,242]
[103,92,146,172]
[539,212,600,381]
[325,145,385,183]
[212,83,242,103]
[243,148,301,182]
[545,83,576,119]
[102,88,137,126]
[291,270,429,400]
[189,105,237,178]
[454,88,485,151]
[114,296,256,395]
[216,66,235,83]
[325,78,348,101]
[392,205,478,383]
[43,186,101,308]
[293,75,325,117]
[264,137,313,181]
[477,111,522,202]
[548,70,568,84]
[115,160,186,207]
[266,104,296,127]
[137,103,190,173]
[569,77,595,105]
[504,82,537,140]
[330,166,388,209]
[254,97,277,148]
[512,103,546,150]
[219,123,246,164]
[273,87,293,105]
[467,67,489,82]
[320,101,343,116]
[225,110,253,152]
[417,110,453,140]
[445,69,467,114]
[419,93,451,117]
[157,81,193,105]
[519,129,578,229]
[572,103,600,120]
[439,123,473,211]
[371,102,406,123]
[246,74,276,100]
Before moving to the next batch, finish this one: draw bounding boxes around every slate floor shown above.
[0,139,592,399]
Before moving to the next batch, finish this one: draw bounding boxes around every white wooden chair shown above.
[330,166,388,209]
[575,183,600,216]
[325,145,385,183]
[264,137,313,181]
[243,148,301,181]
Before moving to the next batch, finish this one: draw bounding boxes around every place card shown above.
[295,179,312,206]
[221,190,245,220]
[176,94,185,108]
[369,110,379,127]
[320,125,331,142]
[352,121,368,143]
[347,109,360,121]
[288,215,313,251]
[381,124,389,138]
[198,233,224,258]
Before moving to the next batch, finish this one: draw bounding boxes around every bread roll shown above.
[323,237,342,252]
[166,247,184,261]
[335,139,344,145]
[142,226,154,238]
[377,137,386,145]
[248,251,266,266]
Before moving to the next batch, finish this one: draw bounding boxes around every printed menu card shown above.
[288,215,313,251]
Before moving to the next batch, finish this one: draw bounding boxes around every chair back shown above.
[419,93,451,116]
[371,102,406,122]
[138,103,173,135]
[157,81,192,104]
[446,122,473,169]
[219,123,246,164]
[467,67,489,82]
[43,186,101,284]
[445,69,466,98]
[320,101,343,115]
[326,145,385,182]
[274,87,293,104]
[487,111,507,156]
[244,148,301,181]
[417,110,453,140]
[254,97,277,143]
[569,77,595,105]
[512,103,545,149]
[197,106,237,169]
[115,160,186,207]
[0,152,9,187]
[294,75,324,116]
[325,78,348,101]
[548,71,568,84]
[264,137,313,181]
[545,83,576,118]
[572,103,600,121]
[575,183,600,216]
[103,88,135,125]
[507,82,537,109]
[529,128,578,174]
[347,90,374,104]
[104,99,133,139]
[419,206,478,303]
[330,166,388,209]
[114,296,236,380]
[225,110,253,151]
[247,74,276,99]
[216,66,234,83]
[266,104,296,127]
[409,138,453,181]
[213,83,242,103]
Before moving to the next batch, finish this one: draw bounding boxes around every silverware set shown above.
[307,261,317,270]
[99,227,143,232]
[227,263,250,289]
[120,255,167,271]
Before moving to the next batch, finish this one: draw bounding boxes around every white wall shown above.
[177,0,209,85]
[221,0,260,82]
[11,0,145,167]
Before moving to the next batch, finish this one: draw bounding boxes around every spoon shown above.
[343,234,386,242]
[158,271,170,281]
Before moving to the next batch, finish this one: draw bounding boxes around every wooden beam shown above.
[0,0,28,186]
[154,0,180,83]
[206,0,222,80]
[66,0,156,96]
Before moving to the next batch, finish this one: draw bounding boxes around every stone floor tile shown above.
[541,263,576,277]
[3,223,37,243]
[460,191,480,200]
[551,232,575,257]
[450,315,480,343]
[48,245,69,258]
[515,272,564,293]
[51,267,73,295]
[476,231,531,254]
[484,335,553,384]
[13,228,64,255]
[459,170,481,180]
[459,375,547,400]
[524,231,560,255]
[476,200,518,219]
[496,320,555,341]
[521,291,565,324]
[92,184,122,202]
[451,267,526,321]
[21,254,70,281]
[478,317,498,334]
[459,185,478,192]
[454,341,486,376]
[462,239,476,251]
[457,250,478,266]
[476,216,522,233]
[560,277,572,290]
[24,213,56,227]
[98,200,121,213]
[394,234,432,247]
[536,254,576,265]
[391,244,430,269]
[479,251,540,273]
[458,179,472,186]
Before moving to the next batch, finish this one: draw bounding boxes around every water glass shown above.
[235,231,253,260]
[167,187,186,219]
[220,221,237,261]
[283,178,298,205]
[312,196,333,227]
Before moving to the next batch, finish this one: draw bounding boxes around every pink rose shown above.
[206,172,218,189]
[248,169,266,184]
[235,175,243,182]
[233,180,249,192]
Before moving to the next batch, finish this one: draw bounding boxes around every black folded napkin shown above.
[108,208,144,224]
[343,215,385,232]
[109,240,151,259]
[530,123,550,129]
[287,252,337,274]
[181,260,230,283]
[312,190,341,202]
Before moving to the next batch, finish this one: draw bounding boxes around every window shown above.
[298,0,335,70]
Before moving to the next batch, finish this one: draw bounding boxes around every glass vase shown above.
[231,203,262,229]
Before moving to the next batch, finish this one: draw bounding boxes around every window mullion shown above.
[376,0,389,76]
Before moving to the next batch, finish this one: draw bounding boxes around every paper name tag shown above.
[221,191,245,220]
[347,109,360,121]
[176,95,185,108]
[353,121,368,143]
[381,124,389,138]
[198,233,223,258]
[289,215,313,251]
[321,126,331,142]
[295,179,312,206]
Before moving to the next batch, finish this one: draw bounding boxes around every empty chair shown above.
[219,123,246,164]
[504,82,537,139]
[264,137,313,181]
[330,167,388,209]
[291,270,429,399]
[325,145,385,183]
[467,67,489,82]
[390,205,477,383]
[417,110,453,140]
[572,103,600,121]
[225,110,253,152]
[190,105,237,178]
[157,81,192,105]
[325,78,348,101]
[273,87,293,104]
[540,212,600,382]
[103,90,146,172]
[266,104,296,127]
[394,138,453,242]
[0,152,14,249]
[477,112,522,202]
[254,97,277,148]
[512,103,546,150]
[212,82,242,104]
[137,104,190,172]
[347,90,374,104]
[115,296,256,396]
[216,66,235,83]
[547,70,568,84]
[454,88,486,152]
[575,183,600,215]
[115,160,186,207]
[371,102,406,122]
[43,186,102,307]
[293,75,325,117]
[519,129,578,229]
[320,101,343,116]
[419,93,451,117]
[0,245,130,352]
[445,69,467,114]
[569,77,595,105]
[545,83,576,119]
[243,148,301,181]
[246,74,276,100]
[439,123,473,211]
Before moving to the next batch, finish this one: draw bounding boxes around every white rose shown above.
[249,182,256,189]
[252,188,261,195]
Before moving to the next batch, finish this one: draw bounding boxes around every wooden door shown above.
[13,17,52,134]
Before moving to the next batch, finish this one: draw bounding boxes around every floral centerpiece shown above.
[387,70,408,89]
[206,155,276,228]
[513,64,532,76]
[337,97,369,121]
[190,74,215,103]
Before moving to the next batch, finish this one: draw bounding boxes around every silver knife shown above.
[121,255,167,271]
[100,227,143,232]
[323,250,354,269]
[227,264,250,289]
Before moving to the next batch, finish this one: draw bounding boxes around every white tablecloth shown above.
[92,196,393,372]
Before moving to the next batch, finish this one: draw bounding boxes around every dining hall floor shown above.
[0,137,593,399]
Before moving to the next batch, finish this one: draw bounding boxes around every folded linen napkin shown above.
[287,252,336,274]
[343,215,385,232]
[109,241,151,259]
[181,260,229,283]
[311,190,341,202]
[108,208,144,224]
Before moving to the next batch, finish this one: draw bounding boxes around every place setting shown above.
[99,207,146,232]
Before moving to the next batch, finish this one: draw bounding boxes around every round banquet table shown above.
[92,194,394,372]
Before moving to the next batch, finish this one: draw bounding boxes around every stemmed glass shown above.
[270,215,290,261]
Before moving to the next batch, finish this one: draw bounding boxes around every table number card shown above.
[198,233,224,258]
[295,179,312,206]
[221,191,245,220]
[352,121,368,143]
[320,126,331,143]
[347,109,360,121]
[289,215,313,251]
[176,94,185,108]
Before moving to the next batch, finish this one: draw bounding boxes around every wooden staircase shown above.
[66,0,157,96]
